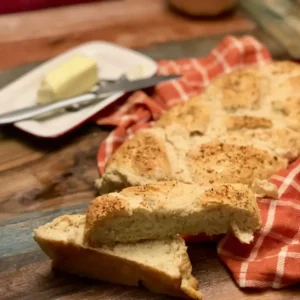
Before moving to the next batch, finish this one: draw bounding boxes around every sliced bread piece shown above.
[85,181,261,245]
[34,214,202,300]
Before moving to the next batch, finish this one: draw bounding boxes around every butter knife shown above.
[0,74,180,125]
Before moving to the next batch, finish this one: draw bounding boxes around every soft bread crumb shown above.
[252,179,278,199]
[231,221,254,244]
[34,215,202,300]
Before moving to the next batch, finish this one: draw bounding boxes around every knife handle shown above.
[0,93,99,125]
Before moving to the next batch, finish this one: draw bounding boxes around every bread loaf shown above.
[86,181,261,245]
[97,61,300,194]
[34,214,202,300]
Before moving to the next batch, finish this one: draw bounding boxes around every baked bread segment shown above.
[225,116,273,130]
[155,95,212,135]
[269,75,300,133]
[98,127,174,194]
[97,126,287,195]
[86,182,261,245]
[34,214,202,300]
[97,61,300,194]
[205,67,265,111]
[186,141,287,186]
[273,96,300,131]
[97,125,194,194]
[263,61,300,78]
[224,128,300,162]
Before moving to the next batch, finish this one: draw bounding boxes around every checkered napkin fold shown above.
[95,36,300,289]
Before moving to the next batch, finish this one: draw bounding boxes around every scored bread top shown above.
[97,61,300,194]
[207,67,264,111]
[107,128,172,178]
[225,116,273,130]
[98,126,287,194]
[86,181,261,245]
[156,95,212,135]
[187,141,286,186]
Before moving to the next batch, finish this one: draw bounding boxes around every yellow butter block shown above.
[37,55,98,104]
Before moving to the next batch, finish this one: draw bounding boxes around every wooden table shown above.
[1,2,300,299]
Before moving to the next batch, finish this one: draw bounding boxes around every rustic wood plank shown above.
[0,203,87,258]
[0,126,105,221]
[0,0,255,70]
[0,139,42,172]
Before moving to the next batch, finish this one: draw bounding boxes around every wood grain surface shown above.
[0,0,255,70]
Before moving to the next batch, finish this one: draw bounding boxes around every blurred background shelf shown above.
[1,0,300,72]
[0,0,255,70]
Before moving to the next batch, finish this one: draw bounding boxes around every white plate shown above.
[0,42,157,138]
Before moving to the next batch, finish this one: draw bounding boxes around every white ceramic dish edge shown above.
[0,41,157,138]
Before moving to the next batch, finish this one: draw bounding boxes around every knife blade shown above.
[0,74,181,125]
[95,74,180,95]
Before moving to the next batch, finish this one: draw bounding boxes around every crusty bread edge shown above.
[85,182,261,245]
[34,235,202,300]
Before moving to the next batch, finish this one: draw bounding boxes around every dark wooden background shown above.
[1,0,300,299]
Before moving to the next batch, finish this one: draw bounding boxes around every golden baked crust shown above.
[98,125,195,194]
[187,141,287,186]
[98,61,300,194]
[225,128,300,161]
[270,76,300,132]
[86,182,261,244]
[110,130,171,178]
[156,95,211,135]
[263,61,300,77]
[225,116,272,130]
[98,128,176,194]
[208,67,264,111]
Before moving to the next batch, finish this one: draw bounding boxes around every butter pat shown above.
[126,64,146,80]
[37,55,98,104]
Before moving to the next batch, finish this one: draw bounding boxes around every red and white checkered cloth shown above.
[95,35,300,289]
[218,159,300,288]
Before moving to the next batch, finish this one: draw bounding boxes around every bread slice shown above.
[86,181,261,245]
[34,214,202,300]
